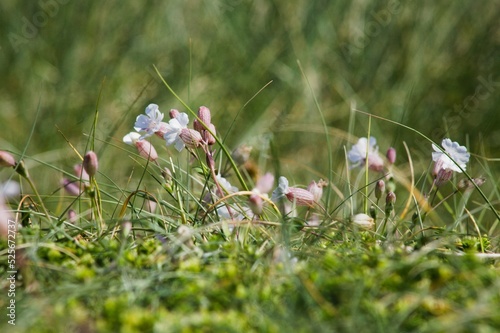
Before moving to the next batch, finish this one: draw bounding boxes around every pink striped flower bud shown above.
[83,151,98,177]
[386,147,396,164]
[386,191,396,205]
[136,140,158,161]
[204,123,217,145]
[198,106,211,126]
[179,128,203,149]
[0,151,16,168]
[169,109,180,119]
[285,187,315,207]
[375,180,385,200]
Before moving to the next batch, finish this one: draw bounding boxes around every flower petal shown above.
[176,113,189,127]
[123,132,141,145]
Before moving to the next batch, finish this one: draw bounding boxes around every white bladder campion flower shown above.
[432,138,470,173]
[347,136,384,172]
[134,103,164,138]
[163,112,190,152]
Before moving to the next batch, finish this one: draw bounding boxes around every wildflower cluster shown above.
[118,106,482,234]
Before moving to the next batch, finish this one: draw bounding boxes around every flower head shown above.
[432,138,470,173]
[271,176,315,207]
[134,104,164,138]
[347,137,384,172]
[163,113,190,152]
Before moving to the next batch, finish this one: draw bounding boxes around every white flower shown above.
[347,137,384,172]
[0,180,20,199]
[271,176,289,201]
[163,113,189,152]
[134,104,164,138]
[432,138,470,173]
[123,132,142,145]
[216,174,238,195]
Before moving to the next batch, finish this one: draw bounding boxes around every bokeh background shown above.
[1,0,499,194]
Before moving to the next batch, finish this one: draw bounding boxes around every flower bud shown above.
[375,180,385,200]
[369,204,377,219]
[74,163,90,182]
[249,192,263,215]
[434,168,453,187]
[83,151,98,177]
[352,213,374,229]
[386,191,396,205]
[169,109,180,119]
[307,179,327,203]
[62,178,81,196]
[204,123,217,145]
[385,191,396,215]
[0,151,16,168]
[136,140,158,161]
[179,128,203,149]
[386,147,396,164]
[285,187,315,207]
[198,106,212,126]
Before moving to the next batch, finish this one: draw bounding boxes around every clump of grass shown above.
[1,72,499,332]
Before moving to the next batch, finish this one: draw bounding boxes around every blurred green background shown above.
[0,0,499,191]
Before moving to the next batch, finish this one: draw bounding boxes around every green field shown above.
[1,1,500,332]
